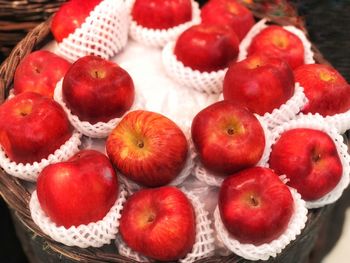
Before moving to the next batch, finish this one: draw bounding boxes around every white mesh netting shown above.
[0,131,82,182]
[238,18,315,64]
[118,150,195,194]
[269,114,350,209]
[323,110,350,134]
[162,41,228,94]
[261,83,308,130]
[193,116,273,187]
[116,188,215,262]
[128,0,201,48]
[214,187,308,261]
[30,185,128,248]
[57,0,129,61]
[54,79,145,138]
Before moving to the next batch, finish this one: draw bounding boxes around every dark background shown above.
[1,0,349,262]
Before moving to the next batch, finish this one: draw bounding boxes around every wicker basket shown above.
[0,1,343,262]
[0,0,65,58]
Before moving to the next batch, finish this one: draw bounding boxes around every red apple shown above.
[219,167,294,245]
[51,0,103,43]
[131,0,192,29]
[106,110,188,187]
[201,0,255,40]
[37,150,118,228]
[174,24,239,72]
[191,101,265,174]
[223,54,295,115]
[0,92,72,164]
[13,50,71,98]
[62,55,135,124]
[248,25,305,69]
[119,186,195,261]
[269,128,343,201]
[294,64,350,116]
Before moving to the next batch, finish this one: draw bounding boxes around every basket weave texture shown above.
[0,0,340,262]
[0,0,65,58]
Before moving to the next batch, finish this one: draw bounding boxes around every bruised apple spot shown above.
[90,69,107,79]
[246,56,263,69]
[15,99,33,117]
[319,70,336,82]
[273,36,288,49]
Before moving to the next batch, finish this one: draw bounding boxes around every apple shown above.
[131,0,192,29]
[37,150,118,228]
[223,54,295,115]
[219,167,294,245]
[248,25,305,69]
[106,110,188,187]
[62,55,135,124]
[174,23,239,72]
[191,101,265,174]
[269,128,343,201]
[13,50,71,98]
[0,92,72,164]
[119,186,195,261]
[201,0,255,40]
[51,0,103,43]
[294,63,350,116]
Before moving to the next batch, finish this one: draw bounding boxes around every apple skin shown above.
[174,24,240,73]
[62,55,135,124]
[106,110,188,187]
[131,0,192,30]
[119,186,196,261]
[0,92,72,164]
[248,25,305,69]
[191,101,265,175]
[219,167,294,245]
[13,50,71,98]
[294,64,350,116]
[223,54,295,115]
[201,0,255,40]
[269,128,343,201]
[51,0,103,43]
[37,150,118,228]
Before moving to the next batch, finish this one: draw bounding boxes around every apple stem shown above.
[312,153,321,162]
[250,196,259,206]
[147,214,155,223]
[137,140,144,148]
[227,128,235,135]
[95,71,100,78]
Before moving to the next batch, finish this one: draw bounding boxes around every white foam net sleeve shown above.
[57,0,129,61]
[118,150,196,194]
[269,114,350,209]
[324,109,350,134]
[238,19,268,62]
[162,41,228,94]
[54,79,146,139]
[261,83,308,130]
[128,0,201,48]
[30,185,128,248]
[116,188,216,262]
[193,117,273,187]
[0,131,82,182]
[214,187,308,261]
[238,19,315,64]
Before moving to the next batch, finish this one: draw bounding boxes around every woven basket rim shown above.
[0,1,335,262]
